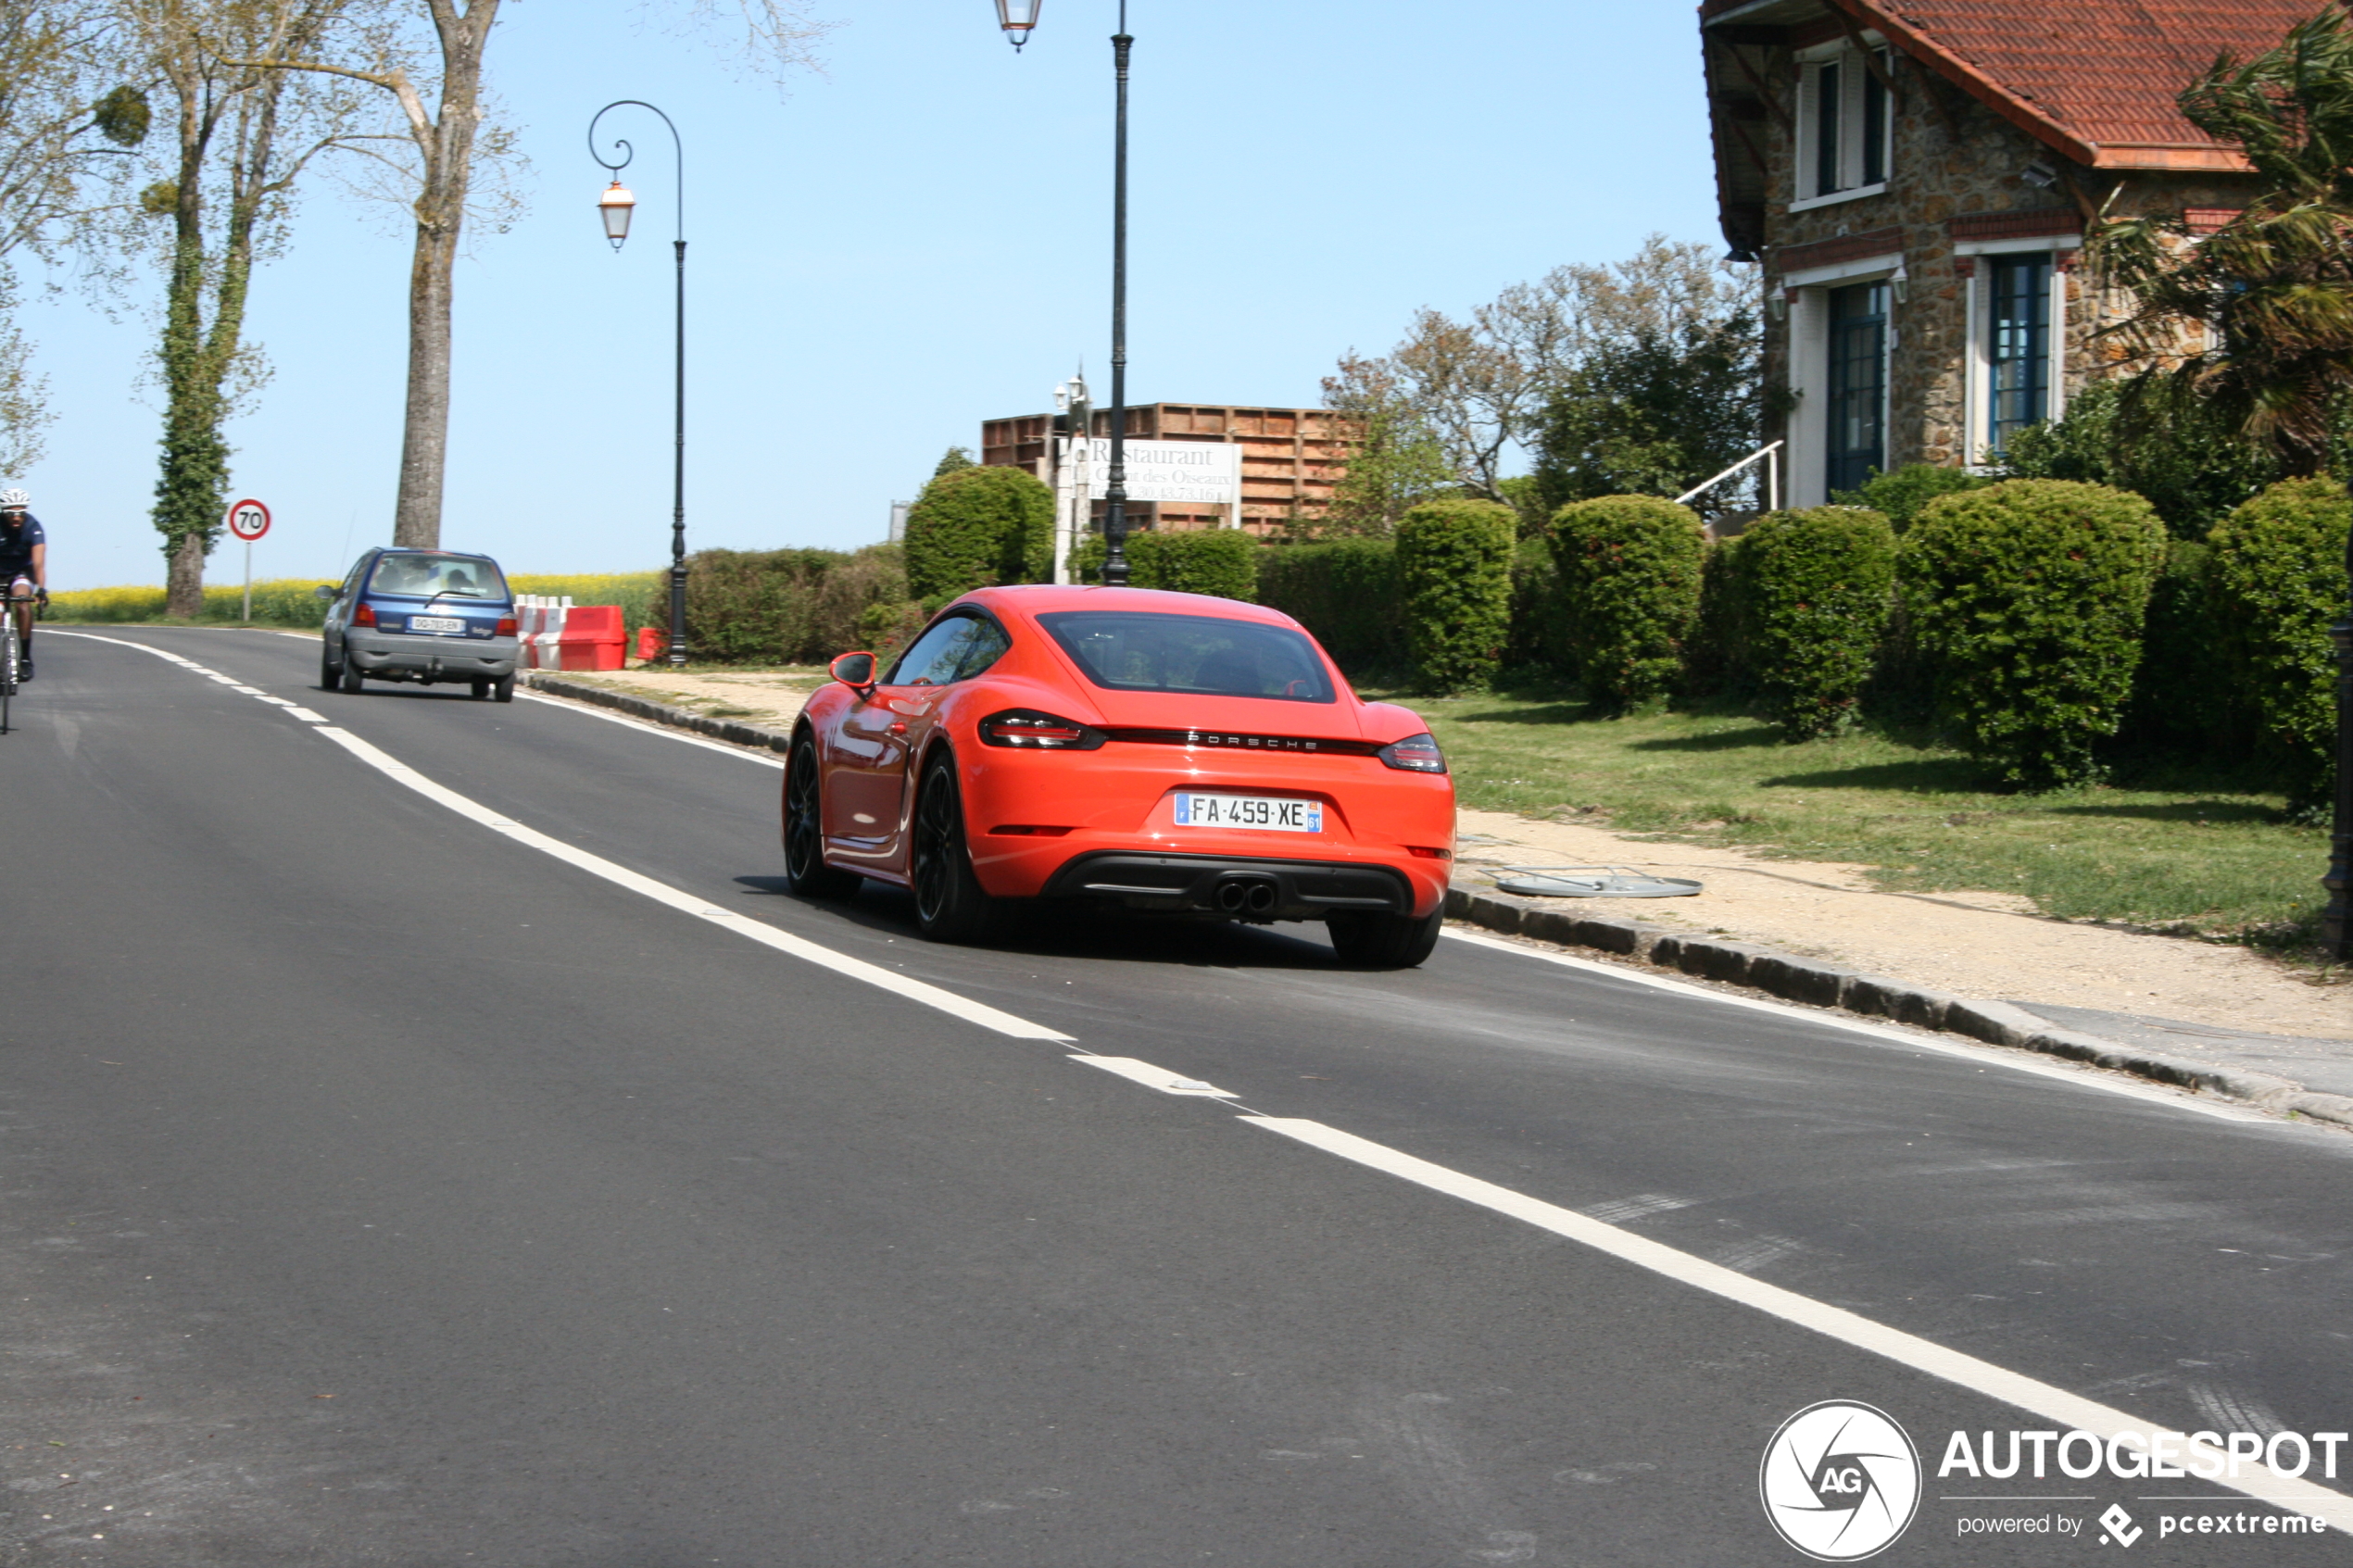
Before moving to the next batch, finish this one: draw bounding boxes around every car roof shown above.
[961,583,1302,628]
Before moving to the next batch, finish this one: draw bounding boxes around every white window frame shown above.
[1957,234,2078,468]
[1791,38,1893,211]
[1781,251,1902,507]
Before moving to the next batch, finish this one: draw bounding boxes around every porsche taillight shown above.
[979,709,1105,750]
[353,602,376,627]
[1377,733,1447,773]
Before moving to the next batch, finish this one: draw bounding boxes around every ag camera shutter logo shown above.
[1760,1400,1922,1561]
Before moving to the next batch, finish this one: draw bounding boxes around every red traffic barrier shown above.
[516,598,626,671]
[635,624,666,663]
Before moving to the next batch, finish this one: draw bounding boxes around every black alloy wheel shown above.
[784,734,862,899]
[1326,905,1445,970]
[911,750,995,943]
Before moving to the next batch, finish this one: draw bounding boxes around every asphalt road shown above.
[5,625,2349,1566]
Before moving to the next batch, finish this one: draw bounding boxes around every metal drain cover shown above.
[1490,865,1702,898]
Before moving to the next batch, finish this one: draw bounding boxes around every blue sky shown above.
[18,1,1722,591]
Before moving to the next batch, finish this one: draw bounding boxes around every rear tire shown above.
[783,734,862,899]
[320,646,340,692]
[338,658,364,695]
[911,750,996,944]
[1327,905,1444,970]
[492,673,514,703]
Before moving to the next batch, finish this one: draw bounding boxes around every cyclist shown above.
[0,488,44,680]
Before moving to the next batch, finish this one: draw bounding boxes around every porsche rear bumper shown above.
[1039,850,1413,921]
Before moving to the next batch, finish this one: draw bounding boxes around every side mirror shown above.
[314,583,337,602]
[829,650,878,689]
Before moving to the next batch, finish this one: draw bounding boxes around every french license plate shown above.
[409,615,466,633]
[1174,793,1322,833]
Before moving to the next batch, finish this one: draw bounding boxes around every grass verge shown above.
[1368,679,2333,960]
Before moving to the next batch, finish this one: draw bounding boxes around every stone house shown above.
[1697,0,2315,507]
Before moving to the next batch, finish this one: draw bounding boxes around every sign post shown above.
[225,498,271,621]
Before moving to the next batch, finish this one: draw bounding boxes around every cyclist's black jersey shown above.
[0,514,44,576]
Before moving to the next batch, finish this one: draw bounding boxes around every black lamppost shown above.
[589,100,691,665]
[2326,548,2352,960]
[995,0,1135,587]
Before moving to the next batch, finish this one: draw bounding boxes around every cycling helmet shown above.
[0,489,25,508]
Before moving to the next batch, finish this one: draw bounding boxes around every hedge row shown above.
[682,545,912,665]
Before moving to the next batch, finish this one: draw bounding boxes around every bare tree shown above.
[117,0,379,614]
[0,0,149,475]
[1345,236,1755,506]
[231,1,834,551]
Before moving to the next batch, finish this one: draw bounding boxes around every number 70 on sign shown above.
[225,499,271,542]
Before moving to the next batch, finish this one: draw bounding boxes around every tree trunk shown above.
[165,528,208,617]
[388,0,497,550]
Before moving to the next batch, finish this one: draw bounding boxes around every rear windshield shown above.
[1038,610,1336,704]
[366,553,508,601]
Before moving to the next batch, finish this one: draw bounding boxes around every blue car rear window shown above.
[1038,610,1335,704]
[366,553,508,601]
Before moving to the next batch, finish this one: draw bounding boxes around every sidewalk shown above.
[533,665,2350,1124]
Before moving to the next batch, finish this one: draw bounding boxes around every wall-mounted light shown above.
[1768,289,1789,320]
[2020,160,2059,191]
[1890,264,1909,304]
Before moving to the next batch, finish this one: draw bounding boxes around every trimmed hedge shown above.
[1072,528,1260,601]
[1547,495,1707,707]
[2207,476,2351,812]
[1254,537,1404,671]
[2119,540,2233,754]
[903,464,1053,601]
[683,545,910,664]
[1394,497,1517,694]
[1733,506,1897,738]
[1899,479,2166,790]
[1505,546,1576,679]
[1685,534,1747,696]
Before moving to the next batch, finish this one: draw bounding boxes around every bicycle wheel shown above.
[0,621,17,734]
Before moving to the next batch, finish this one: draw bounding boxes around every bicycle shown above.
[0,587,40,734]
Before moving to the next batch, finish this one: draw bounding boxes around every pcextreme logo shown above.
[1760,1400,1924,1562]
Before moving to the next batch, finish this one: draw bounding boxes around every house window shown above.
[1796,46,1894,204]
[1827,282,1888,493]
[1987,253,2052,455]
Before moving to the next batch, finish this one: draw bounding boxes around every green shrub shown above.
[1255,536,1403,671]
[1547,495,1706,707]
[1504,545,1576,679]
[1394,497,1516,693]
[1685,534,1748,696]
[1898,479,2166,789]
[1999,381,2276,539]
[902,464,1053,601]
[1072,528,1259,600]
[1733,506,1897,738]
[2206,477,2351,811]
[2119,540,2237,754]
[683,545,910,664]
[1830,463,1991,531]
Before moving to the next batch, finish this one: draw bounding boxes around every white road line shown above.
[1441,928,2273,1125]
[307,724,1071,1043]
[1243,1114,2353,1530]
[1069,1056,1239,1098]
[515,688,787,769]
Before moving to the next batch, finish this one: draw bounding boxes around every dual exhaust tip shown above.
[1213,877,1279,916]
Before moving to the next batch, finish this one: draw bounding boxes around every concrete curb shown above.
[1446,884,2353,1132]
[521,671,795,754]
[513,676,2352,1133]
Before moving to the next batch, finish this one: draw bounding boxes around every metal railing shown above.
[1675,440,1782,514]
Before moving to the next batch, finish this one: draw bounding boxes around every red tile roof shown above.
[1703,0,2334,169]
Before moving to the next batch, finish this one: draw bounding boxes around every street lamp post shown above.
[2326,549,2352,960]
[995,0,1135,587]
[588,100,691,666]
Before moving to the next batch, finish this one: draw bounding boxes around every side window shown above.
[886,616,975,686]
[341,558,371,601]
[939,618,1011,683]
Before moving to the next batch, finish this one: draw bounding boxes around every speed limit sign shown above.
[225,498,271,542]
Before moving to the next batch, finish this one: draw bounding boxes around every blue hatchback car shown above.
[317,546,521,700]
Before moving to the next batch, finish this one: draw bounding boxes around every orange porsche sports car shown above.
[783,585,1456,968]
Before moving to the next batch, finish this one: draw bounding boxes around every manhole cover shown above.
[1489,865,1702,898]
